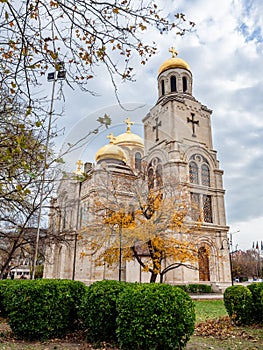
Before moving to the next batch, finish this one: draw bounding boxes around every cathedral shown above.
[44,49,231,291]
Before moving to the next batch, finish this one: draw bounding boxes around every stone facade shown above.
[44,50,231,291]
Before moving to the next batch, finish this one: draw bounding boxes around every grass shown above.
[194,299,227,323]
[0,300,262,349]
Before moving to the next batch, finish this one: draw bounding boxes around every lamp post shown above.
[221,238,233,286]
[32,61,66,279]
[220,230,240,286]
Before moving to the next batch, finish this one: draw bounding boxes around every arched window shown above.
[189,161,199,184]
[147,157,162,191]
[161,80,165,95]
[189,154,213,223]
[156,164,163,188]
[182,76,187,92]
[148,168,154,190]
[201,164,210,186]
[170,76,177,92]
[135,152,142,171]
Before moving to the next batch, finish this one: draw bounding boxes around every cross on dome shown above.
[169,47,178,58]
[107,132,116,144]
[74,159,83,174]
[124,117,134,133]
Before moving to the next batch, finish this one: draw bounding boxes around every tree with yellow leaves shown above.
[82,171,201,283]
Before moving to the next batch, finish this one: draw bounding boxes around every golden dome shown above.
[114,117,143,147]
[158,47,190,75]
[95,133,127,163]
[115,132,143,147]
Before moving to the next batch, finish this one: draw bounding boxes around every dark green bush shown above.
[176,284,212,294]
[247,282,263,324]
[224,285,253,325]
[4,279,86,340]
[78,280,127,343]
[116,283,195,350]
[0,280,28,317]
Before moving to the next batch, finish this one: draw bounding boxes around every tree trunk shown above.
[150,273,158,283]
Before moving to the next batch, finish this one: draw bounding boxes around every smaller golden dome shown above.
[158,47,190,75]
[114,117,144,147]
[95,133,127,163]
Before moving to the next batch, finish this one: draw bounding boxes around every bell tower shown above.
[143,48,231,287]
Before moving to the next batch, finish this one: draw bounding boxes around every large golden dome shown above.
[158,47,190,75]
[95,133,127,163]
[114,117,143,147]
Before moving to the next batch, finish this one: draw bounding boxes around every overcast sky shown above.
[54,0,263,251]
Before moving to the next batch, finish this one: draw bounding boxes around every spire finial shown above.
[74,159,83,175]
[124,117,134,133]
[107,132,116,144]
[169,47,178,58]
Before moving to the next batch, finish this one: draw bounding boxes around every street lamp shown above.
[221,238,233,286]
[229,230,240,253]
[32,61,66,279]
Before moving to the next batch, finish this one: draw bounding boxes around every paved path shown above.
[190,293,223,300]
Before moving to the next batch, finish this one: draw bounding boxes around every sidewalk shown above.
[190,293,223,300]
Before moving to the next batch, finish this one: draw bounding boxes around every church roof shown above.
[158,48,190,75]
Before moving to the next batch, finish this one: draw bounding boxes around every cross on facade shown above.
[169,47,178,58]
[153,117,162,142]
[124,117,134,133]
[187,113,199,137]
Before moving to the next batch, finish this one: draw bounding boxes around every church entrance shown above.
[198,246,210,281]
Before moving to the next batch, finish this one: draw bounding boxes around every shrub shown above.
[78,280,127,343]
[176,284,212,294]
[0,280,27,317]
[4,279,87,340]
[224,285,253,325]
[247,282,263,324]
[116,283,195,350]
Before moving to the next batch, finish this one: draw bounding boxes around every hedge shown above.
[78,279,127,342]
[177,284,212,294]
[4,279,87,340]
[116,283,195,350]
[0,280,28,317]
[224,285,253,325]
[247,282,263,324]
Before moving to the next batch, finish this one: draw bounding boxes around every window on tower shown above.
[189,161,199,184]
[189,154,213,223]
[147,157,163,191]
[161,80,165,95]
[201,164,210,187]
[189,155,211,187]
[182,76,187,92]
[203,195,212,223]
[170,76,177,92]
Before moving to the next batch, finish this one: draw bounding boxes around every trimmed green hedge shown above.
[116,283,195,350]
[78,279,127,342]
[224,285,253,325]
[0,279,28,317]
[4,279,86,340]
[247,282,263,324]
[177,284,212,294]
